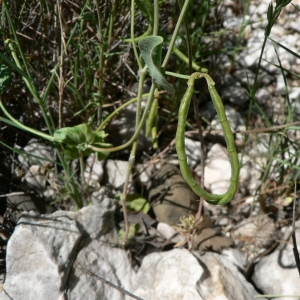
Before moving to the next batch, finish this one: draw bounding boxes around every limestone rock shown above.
[132,249,203,300]
[3,210,80,300]
[68,241,135,300]
[196,252,266,300]
[105,159,132,191]
[1,200,117,300]
[252,222,300,299]
[18,139,55,169]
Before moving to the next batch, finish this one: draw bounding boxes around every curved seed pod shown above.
[176,72,239,205]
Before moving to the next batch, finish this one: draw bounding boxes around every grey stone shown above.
[196,252,265,300]
[84,154,104,188]
[1,200,117,300]
[222,84,248,106]
[132,249,264,300]
[184,137,201,168]
[75,198,117,240]
[3,210,80,300]
[18,139,55,169]
[132,249,204,299]
[67,241,135,300]
[105,159,132,190]
[252,246,300,299]
[24,165,47,191]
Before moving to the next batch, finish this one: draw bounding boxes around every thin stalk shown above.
[96,93,150,132]
[153,0,159,35]
[130,0,142,69]
[94,0,105,126]
[161,0,192,68]
[5,39,55,135]
[0,101,54,142]
[89,85,155,153]
[108,0,115,46]
[121,67,148,245]
[79,153,86,191]
[165,71,190,79]
[56,0,65,129]
[42,0,90,103]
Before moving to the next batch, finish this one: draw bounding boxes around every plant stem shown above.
[153,0,159,35]
[121,67,148,245]
[96,93,150,132]
[161,0,192,68]
[130,0,142,69]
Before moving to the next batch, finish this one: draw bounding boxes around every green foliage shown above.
[53,124,111,162]
[139,35,175,94]
[265,0,292,36]
[118,223,140,245]
[0,64,11,95]
[1,0,298,219]
[115,193,150,214]
[125,193,150,214]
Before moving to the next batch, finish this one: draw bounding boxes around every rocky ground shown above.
[1,0,300,299]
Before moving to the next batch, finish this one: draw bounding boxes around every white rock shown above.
[1,201,117,300]
[202,144,232,195]
[132,249,204,299]
[68,241,135,300]
[221,248,246,270]
[290,19,300,33]
[18,139,55,169]
[239,29,287,72]
[106,159,131,190]
[239,154,263,194]
[289,87,300,101]
[3,210,81,300]
[255,88,270,105]
[223,17,243,30]
[157,222,181,243]
[75,198,117,240]
[270,24,285,38]
[185,137,201,167]
[1,203,266,300]
[132,249,264,300]
[84,154,104,187]
[255,1,269,16]
[252,248,300,299]
[24,164,47,190]
[135,162,154,184]
[195,252,265,299]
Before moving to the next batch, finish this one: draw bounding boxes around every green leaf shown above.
[267,3,273,22]
[0,52,30,81]
[0,64,11,95]
[62,145,89,162]
[118,223,140,245]
[139,36,175,94]
[269,37,300,60]
[54,124,111,162]
[54,124,95,146]
[125,193,150,214]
